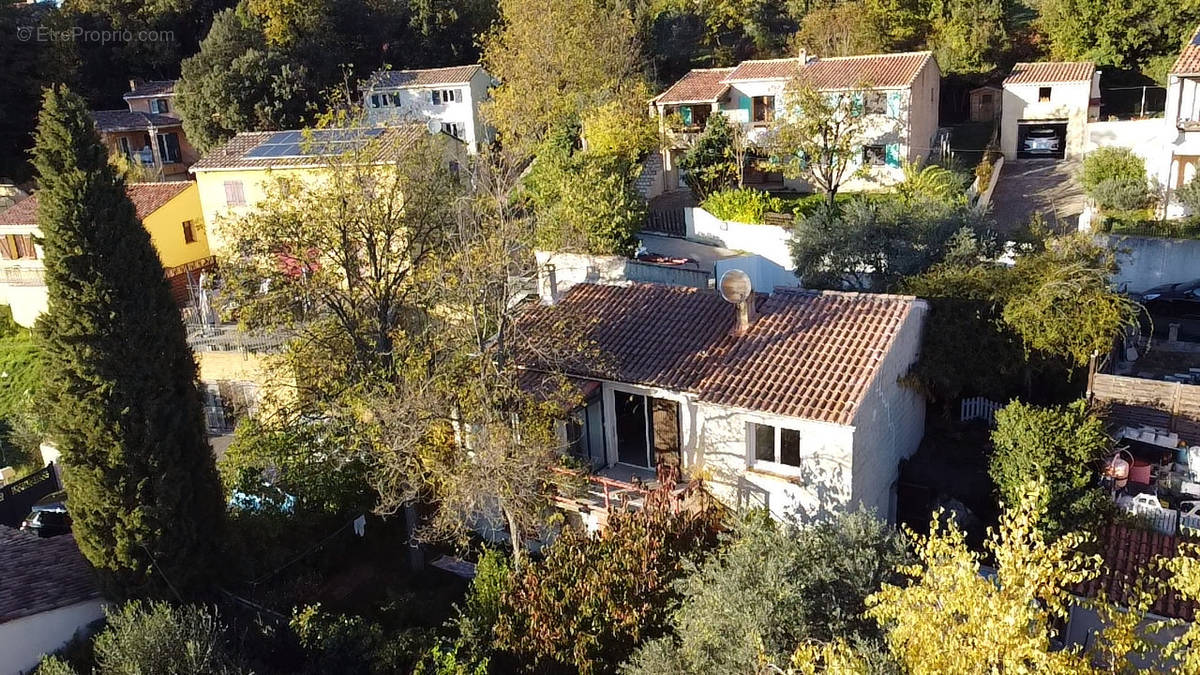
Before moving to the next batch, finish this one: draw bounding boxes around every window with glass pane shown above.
[780,428,801,466]
[754,423,775,462]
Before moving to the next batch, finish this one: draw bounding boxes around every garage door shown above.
[1016,121,1067,160]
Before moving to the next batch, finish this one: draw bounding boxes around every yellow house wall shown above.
[141,182,212,270]
[192,167,330,254]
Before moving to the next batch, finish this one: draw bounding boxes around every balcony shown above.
[1178,118,1200,132]
[550,464,701,529]
[0,266,44,287]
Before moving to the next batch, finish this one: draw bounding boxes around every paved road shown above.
[989,159,1085,236]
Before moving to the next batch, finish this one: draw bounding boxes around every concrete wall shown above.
[848,299,927,520]
[1002,79,1093,159]
[1101,233,1200,293]
[686,207,793,270]
[364,69,492,153]
[714,254,800,293]
[533,250,710,303]
[0,600,104,675]
[1086,119,1175,187]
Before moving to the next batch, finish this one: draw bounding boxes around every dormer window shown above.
[152,98,169,114]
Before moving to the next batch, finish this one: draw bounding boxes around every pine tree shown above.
[32,85,225,600]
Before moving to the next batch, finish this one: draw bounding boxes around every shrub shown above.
[291,604,424,675]
[701,188,782,224]
[494,499,722,674]
[91,601,247,674]
[1082,148,1148,211]
[678,114,738,199]
[1175,179,1200,217]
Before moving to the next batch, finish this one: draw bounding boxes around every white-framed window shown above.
[431,89,459,105]
[224,180,246,206]
[749,422,802,468]
[369,94,381,108]
[153,98,169,114]
[440,122,461,138]
[117,136,132,159]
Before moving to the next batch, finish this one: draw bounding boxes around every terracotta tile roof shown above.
[0,526,99,624]
[721,52,934,89]
[1172,26,1200,75]
[1003,62,1095,85]
[369,65,485,89]
[124,79,176,99]
[654,68,734,104]
[515,283,919,425]
[90,109,182,133]
[1074,525,1197,621]
[190,125,430,172]
[0,182,191,227]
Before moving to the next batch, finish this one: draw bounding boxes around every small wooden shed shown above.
[969,85,1001,122]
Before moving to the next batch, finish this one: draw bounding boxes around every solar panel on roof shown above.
[1193,31,1200,46]
[242,128,388,160]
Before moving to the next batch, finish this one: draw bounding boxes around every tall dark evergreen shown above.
[32,85,225,600]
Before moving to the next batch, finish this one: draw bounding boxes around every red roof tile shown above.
[0,182,191,227]
[369,65,485,89]
[1173,26,1200,75]
[515,283,919,425]
[654,68,734,104]
[722,52,934,89]
[1074,525,1198,621]
[1003,62,1095,85]
[0,526,99,624]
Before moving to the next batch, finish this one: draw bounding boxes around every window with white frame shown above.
[440,122,461,138]
[749,422,802,468]
[432,89,459,105]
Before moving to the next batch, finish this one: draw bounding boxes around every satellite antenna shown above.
[719,269,752,305]
[427,119,443,134]
[718,269,756,334]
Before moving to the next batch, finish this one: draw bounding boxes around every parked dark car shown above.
[1022,127,1061,155]
[1135,279,1200,318]
[20,490,70,537]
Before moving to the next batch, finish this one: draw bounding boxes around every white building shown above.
[0,527,103,675]
[362,65,494,154]
[1163,28,1200,208]
[516,278,927,522]
[1000,62,1100,160]
[647,51,941,197]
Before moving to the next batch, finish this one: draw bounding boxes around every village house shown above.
[362,65,494,153]
[0,181,212,327]
[1000,62,1100,160]
[90,80,198,179]
[516,275,928,523]
[646,50,941,197]
[0,526,102,675]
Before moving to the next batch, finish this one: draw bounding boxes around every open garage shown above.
[1016,120,1068,159]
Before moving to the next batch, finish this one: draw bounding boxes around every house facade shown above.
[362,65,494,153]
[0,181,212,327]
[1000,62,1100,160]
[91,80,199,179]
[1164,28,1200,203]
[517,278,928,522]
[648,51,941,197]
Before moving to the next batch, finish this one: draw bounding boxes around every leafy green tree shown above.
[678,113,739,200]
[0,322,44,473]
[989,400,1114,538]
[928,0,1008,75]
[789,196,988,291]
[1080,147,1151,213]
[176,6,311,152]
[32,85,224,600]
[494,500,722,674]
[626,511,906,675]
[1037,0,1200,73]
[481,0,647,154]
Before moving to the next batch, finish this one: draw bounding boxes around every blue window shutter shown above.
[852,92,864,116]
[887,91,901,117]
[740,94,752,114]
[885,143,901,168]
[681,106,693,125]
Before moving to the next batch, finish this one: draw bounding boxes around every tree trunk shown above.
[504,506,524,570]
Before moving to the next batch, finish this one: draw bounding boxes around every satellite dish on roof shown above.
[427,119,442,134]
[719,269,752,305]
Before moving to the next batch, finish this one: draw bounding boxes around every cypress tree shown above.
[32,85,225,600]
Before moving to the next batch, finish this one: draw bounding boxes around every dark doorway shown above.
[615,391,650,467]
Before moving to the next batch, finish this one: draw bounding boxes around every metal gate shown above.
[644,208,686,237]
[0,463,60,527]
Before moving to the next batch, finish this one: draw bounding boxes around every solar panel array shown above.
[243,128,387,159]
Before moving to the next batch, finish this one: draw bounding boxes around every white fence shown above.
[960,396,1003,425]
[685,207,793,270]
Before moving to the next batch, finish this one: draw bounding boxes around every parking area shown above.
[988,159,1085,235]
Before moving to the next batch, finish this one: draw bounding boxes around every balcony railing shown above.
[1179,118,1200,132]
[0,266,45,287]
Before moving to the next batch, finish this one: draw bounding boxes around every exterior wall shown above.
[141,182,211,269]
[686,206,793,269]
[907,58,941,166]
[532,250,710,302]
[126,94,176,116]
[693,399,855,522]
[364,69,493,153]
[848,299,927,520]
[192,166,326,253]
[714,255,800,292]
[0,600,104,675]
[1099,233,1200,294]
[1001,79,1093,159]
[100,127,198,178]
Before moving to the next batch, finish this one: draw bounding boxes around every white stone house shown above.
[647,51,941,197]
[0,527,103,675]
[515,280,928,523]
[362,65,494,154]
[1000,62,1100,160]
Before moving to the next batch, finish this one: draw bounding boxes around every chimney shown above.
[734,298,757,335]
[541,263,558,305]
[129,78,141,92]
[798,48,808,65]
